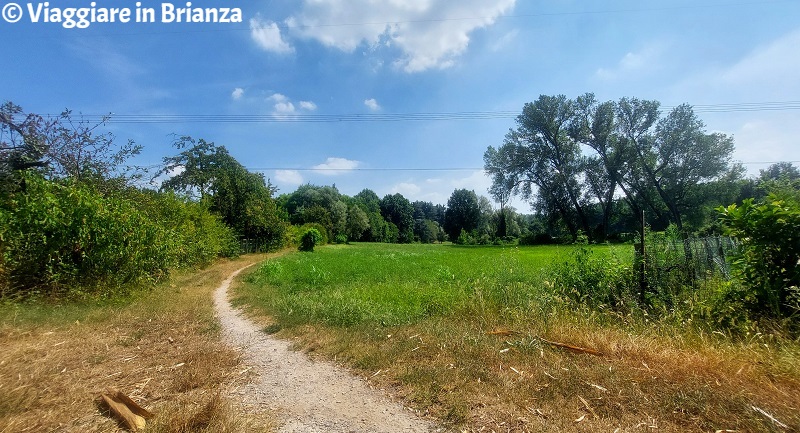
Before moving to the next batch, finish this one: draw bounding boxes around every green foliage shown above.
[295,223,329,245]
[334,234,348,244]
[299,228,324,252]
[455,229,475,245]
[551,246,637,311]
[718,192,800,320]
[380,193,415,243]
[159,137,287,251]
[0,174,238,299]
[444,189,481,241]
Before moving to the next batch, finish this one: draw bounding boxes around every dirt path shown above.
[214,265,440,433]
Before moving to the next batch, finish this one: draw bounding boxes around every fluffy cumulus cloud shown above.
[231,87,244,100]
[275,169,304,185]
[285,0,517,72]
[364,98,380,111]
[299,101,318,111]
[313,157,360,175]
[250,16,294,54]
[268,93,317,116]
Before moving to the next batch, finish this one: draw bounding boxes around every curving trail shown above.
[214,264,440,433]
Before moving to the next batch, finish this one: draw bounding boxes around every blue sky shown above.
[2,0,799,209]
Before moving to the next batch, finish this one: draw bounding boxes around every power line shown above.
[140,161,800,173]
[44,101,800,124]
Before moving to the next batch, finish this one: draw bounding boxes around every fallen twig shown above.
[539,337,604,357]
[579,395,599,419]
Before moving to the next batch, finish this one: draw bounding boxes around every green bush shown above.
[0,175,170,297]
[299,228,324,252]
[296,223,329,245]
[718,192,800,320]
[551,246,637,312]
[0,174,239,299]
[334,234,348,244]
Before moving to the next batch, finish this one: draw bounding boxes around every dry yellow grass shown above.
[269,312,799,433]
[0,255,275,433]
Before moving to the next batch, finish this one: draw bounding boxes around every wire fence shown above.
[641,236,740,291]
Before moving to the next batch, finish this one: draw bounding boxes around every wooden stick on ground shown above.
[539,337,604,357]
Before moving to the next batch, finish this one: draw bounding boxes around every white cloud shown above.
[299,101,318,111]
[250,16,294,54]
[274,101,296,114]
[391,182,422,197]
[269,93,288,102]
[490,29,518,52]
[268,93,317,116]
[275,169,304,185]
[718,28,800,98]
[595,43,664,80]
[286,0,517,72]
[313,157,360,175]
[364,98,381,111]
[231,87,244,100]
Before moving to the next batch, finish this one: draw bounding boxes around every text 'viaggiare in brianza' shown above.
[2,2,243,28]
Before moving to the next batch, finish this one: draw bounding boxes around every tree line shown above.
[485,93,751,241]
[0,102,518,298]
[2,98,797,303]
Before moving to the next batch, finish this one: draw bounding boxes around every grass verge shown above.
[0,255,275,433]
[234,243,800,432]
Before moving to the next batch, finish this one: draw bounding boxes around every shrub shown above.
[297,223,329,245]
[299,228,324,252]
[718,192,800,320]
[0,174,240,299]
[334,234,348,244]
[0,175,172,297]
[551,246,637,312]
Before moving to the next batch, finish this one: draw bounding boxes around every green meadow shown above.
[234,243,799,432]
[239,243,629,328]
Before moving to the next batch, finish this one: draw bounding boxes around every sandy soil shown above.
[214,265,441,433]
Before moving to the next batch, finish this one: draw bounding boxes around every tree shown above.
[648,104,735,232]
[159,137,286,250]
[1,101,141,191]
[571,95,620,240]
[1,102,50,188]
[485,95,591,241]
[759,162,800,183]
[380,193,415,243]
[487,94,739,240]
[346,204,370,241]
[443,189,481,241]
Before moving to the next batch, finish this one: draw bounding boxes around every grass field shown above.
[234,242,799,432]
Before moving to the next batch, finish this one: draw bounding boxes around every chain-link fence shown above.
[639,236,740,292]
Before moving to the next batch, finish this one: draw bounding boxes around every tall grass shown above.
[236,243,800,432]
[243,243,625,327]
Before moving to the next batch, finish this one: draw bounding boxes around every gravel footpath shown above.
[214,265,441,433]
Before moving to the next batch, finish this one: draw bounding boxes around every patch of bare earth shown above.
[215,265,441,433]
